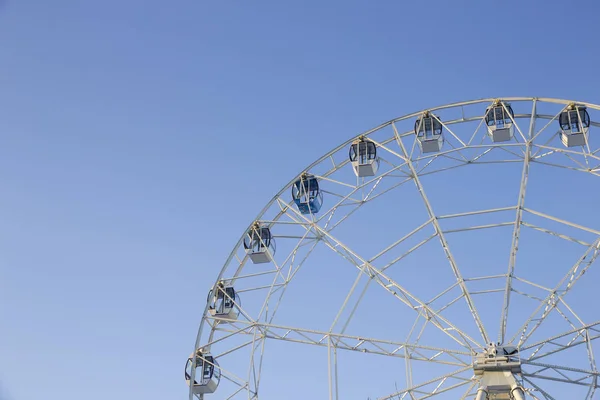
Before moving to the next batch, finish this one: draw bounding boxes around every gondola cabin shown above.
[415,112,443,153]
[243,224,275,264]
[349,138,379,177]
[292,174,323,214]
[485,102,514,142]
[208,282,240,321]
[185,350,221,394]
[559,104,590,147]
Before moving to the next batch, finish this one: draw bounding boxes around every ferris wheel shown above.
[185,97,600,399]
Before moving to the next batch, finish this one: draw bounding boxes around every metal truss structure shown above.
[188,98,600,399]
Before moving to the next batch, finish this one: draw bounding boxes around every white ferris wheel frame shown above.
[189,97,600,400]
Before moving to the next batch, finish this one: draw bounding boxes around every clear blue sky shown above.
[2,1,600,399]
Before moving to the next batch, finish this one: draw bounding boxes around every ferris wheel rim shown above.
[196,96,599,333]
[230,96,600,245]
[190,96,600,400]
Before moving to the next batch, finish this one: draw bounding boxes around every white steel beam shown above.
[221,319,471,366]
[499,99,536,344]
[393,122,489,345]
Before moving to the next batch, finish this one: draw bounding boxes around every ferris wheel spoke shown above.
[498,99,536,345]
[523,360,600,378]
[522,369,600,391]
[521,320,600,362]
[376,365,474,400]
[393,122,489,346]
[521,329,600,397]
[510,237,600,346]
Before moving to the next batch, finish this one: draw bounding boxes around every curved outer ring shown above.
[189,97,600,399]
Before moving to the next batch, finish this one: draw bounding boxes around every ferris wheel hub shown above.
[473,343,521,375]
[474,344,524,399]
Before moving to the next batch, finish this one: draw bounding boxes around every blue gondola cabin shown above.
[292,174,323,214]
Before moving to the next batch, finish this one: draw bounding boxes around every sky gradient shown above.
[2,1,600,399]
